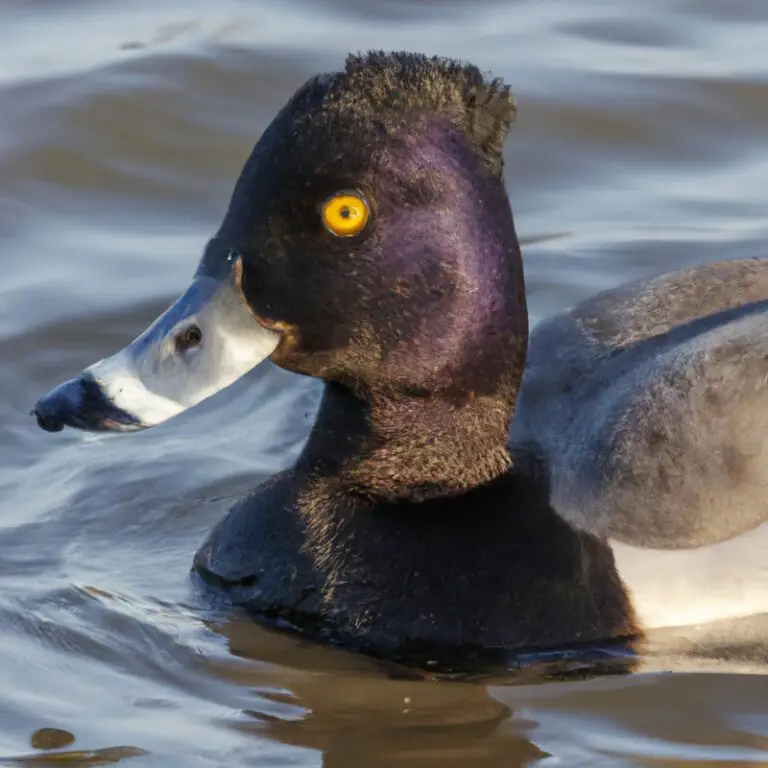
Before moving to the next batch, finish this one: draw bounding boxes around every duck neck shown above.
[299,382,516,502]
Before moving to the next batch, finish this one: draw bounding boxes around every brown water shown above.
[3,1,768,765]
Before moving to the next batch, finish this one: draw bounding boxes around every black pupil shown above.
[179,325,202,350]
[340,206,351,219]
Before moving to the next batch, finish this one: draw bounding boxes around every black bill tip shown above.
[33,373,143,433]
[34,403,65,432]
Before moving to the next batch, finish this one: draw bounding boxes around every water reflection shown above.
[200,616,768,767]
[211,618,550,768]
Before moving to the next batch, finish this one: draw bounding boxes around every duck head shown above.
[34,51,526,442]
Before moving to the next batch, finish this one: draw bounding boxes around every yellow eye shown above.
[321,191,370,237]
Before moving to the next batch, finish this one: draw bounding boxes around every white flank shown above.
[611,522,768,629]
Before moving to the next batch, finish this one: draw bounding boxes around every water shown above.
[2,0,768,764]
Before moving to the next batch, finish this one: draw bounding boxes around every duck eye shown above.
[176,324,202,352]
[321,191,370,237]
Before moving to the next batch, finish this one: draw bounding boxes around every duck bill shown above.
[33,258,281,433]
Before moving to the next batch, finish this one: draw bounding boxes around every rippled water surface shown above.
[3,1,768,765]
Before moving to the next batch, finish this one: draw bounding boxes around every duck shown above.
[33,51,768,667]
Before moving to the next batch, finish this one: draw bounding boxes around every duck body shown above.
[197,257,768,653]
[32,51,768,665]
